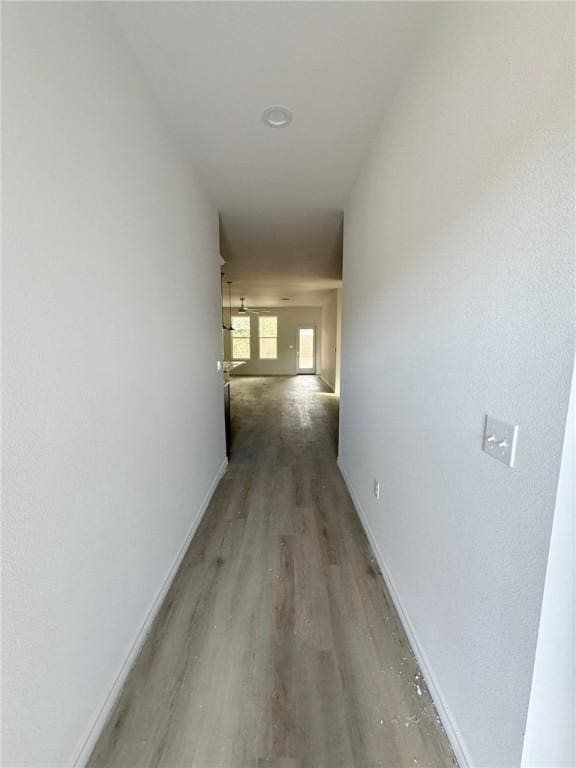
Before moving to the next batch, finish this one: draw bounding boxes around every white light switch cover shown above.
[483,416,518,467]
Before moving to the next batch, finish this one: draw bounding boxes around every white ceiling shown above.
[111,2,433,306]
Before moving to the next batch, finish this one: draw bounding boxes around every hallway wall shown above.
[521,366,575,767]
[3,4,226,766]
[338,4,575,767]
[224,306,321,376]
[319,289,341,392]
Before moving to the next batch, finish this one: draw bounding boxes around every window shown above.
[232,316,251,360]
[259,316,278,359]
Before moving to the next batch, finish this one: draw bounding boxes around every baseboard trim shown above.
[72,456,229,767]
[337,457,473,768]
[318,375,335,392]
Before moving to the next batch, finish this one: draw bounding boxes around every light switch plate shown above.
[483,415,518,467]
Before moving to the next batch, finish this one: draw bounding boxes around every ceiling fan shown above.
[237,298,270,315]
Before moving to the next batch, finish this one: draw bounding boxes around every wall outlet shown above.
[373,479,380,500]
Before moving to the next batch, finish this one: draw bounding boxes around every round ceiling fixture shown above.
[262,105,293,128]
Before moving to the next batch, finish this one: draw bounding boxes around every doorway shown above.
[297,326,316,373]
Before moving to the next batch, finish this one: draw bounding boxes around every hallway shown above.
[4,4,575,766]
[88,377,455,768]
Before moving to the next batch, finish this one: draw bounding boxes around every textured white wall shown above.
[3,4,226,766]
[521,368,575,767]
[223,306,321,376]
[319,290,339,391]
[335,288,342,396]
[338,3,575,766]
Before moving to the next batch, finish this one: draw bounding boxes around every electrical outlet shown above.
[373,479,380,500]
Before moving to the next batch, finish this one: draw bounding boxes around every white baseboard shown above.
[337,457,473,768]
[72,456,229,767]
[318,375,335,392]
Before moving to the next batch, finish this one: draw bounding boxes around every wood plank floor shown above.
[88,376,457,768]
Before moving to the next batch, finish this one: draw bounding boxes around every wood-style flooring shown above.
[88,376,457,768]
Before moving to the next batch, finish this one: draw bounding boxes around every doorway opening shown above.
[297,326,316,373]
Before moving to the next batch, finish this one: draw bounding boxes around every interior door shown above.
[297,326,316,373]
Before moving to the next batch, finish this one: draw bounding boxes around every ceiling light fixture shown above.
[262,105,293,128]
[222,279,234,332]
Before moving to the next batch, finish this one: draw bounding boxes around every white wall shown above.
[223,306,321,376]
[335,290,342,397]
[3,4,226,766]
[319,289,341,392]
[521,366,575,767]
[338,4,575,767]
